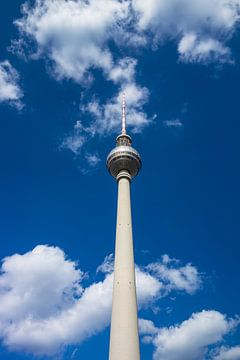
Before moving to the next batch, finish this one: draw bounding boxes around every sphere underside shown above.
[107,145,141,179]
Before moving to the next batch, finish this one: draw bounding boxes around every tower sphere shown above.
[107,134,142,179]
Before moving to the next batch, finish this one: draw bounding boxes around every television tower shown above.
[107,94,142,360]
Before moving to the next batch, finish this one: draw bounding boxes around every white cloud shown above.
[0,245,114,355]
[132,0,240,33]
[213,346,240,360]
[149,311,239,360]
[178,34,231,63]
[108,57,137,84]
[60,120,88,155]
[136,267,162,306]
[61,135,85,155]
[0,60,23,108]
[14,0,129,83]
[14,1,152,138]
[139,319,158,336]
[0,245,84,323]
[97,253,114,274]
[14,0,240,76]
[0,246,202,356]
[85,153,101,168]
[146,254,202,295]
[132,0,240,63]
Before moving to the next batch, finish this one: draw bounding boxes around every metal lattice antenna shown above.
[122,93,126,135]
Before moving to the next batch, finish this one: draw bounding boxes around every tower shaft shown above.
[109,171,140,360]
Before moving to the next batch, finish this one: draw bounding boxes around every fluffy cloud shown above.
[85,153,101,168]
[132,0,240,63]
[108,57,137,85]
[146,311,239,360]
[14,0,240,77]
[0,246,83,321]
[0,245,117,354]
[14,1,151,136]
[14,0,129,83]
[0,61,23,108]
[0,245,201,355]
[146,254,202,295]
[178,34,231,63]
[213,346,240,360]
[61,120,86,155]
[96,253,114,274]
[139,319,158,336]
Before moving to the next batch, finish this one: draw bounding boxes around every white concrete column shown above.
[109,170,140,360]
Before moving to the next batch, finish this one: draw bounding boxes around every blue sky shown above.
[0,0,240,359]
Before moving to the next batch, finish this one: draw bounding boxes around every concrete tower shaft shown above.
[107,95,141,360]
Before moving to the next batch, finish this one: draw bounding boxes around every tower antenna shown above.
[122,93,126,135]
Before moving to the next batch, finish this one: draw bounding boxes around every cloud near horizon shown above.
[0,245,202,356]
[0,245,239,359]
[141,311,239,360]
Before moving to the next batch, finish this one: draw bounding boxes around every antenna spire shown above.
[121,93,126,135]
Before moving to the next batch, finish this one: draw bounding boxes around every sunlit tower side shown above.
[107,95,141,360]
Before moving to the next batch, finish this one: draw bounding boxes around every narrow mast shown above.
[107,95,141,360]
[121,93,126,135]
